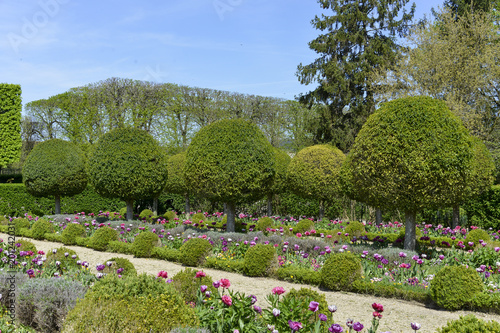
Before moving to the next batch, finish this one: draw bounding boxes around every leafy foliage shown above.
[296,0,415,151]
[320,252,363,291]
[31,218,54,240]
[89,227,118,251]
[287,144,345,202]
[172,268,217,304]
[165,152,188,195]
[293,219,315,234]
[22,139,87,198]
[131,231,159,258]
[243,244,278,277]
[437,314,500,332]
[88,127,168,202]
[61,223,86,246]
[464,185,500,229]
[179,238,212,267]
[0,84,22,168]
[430,265,484,310]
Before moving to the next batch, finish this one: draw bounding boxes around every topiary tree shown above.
[287,144,345,219]
[341,96,475,250]
[88,128,168,220]
[22,139,88,214]
[264,147,291,216]
[320,252,362,291]
[184,119,275,232]
[165,152,191,215]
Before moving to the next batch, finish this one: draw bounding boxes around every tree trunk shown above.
[267,193,273,217]
[223,203,227,215]
[452,205,460,229]
[376,208,382,225]
[126,199,134,221]
[225,202,236,232]
[404,210,417,251]
[54,195,61,215]
[152,197,158,216]
[319,200,324,220]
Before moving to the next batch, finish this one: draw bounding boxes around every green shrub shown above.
[119,207,127,218]
[31,218,54,240]
[436,314,500,333]
[351,280,430,303]
[203,257,245,273]
[151,247,180,262]
[19,228,33,238]
[45,247,79,270]
[277,266,322,285]
[108,240,134,254]
[243,244,278,277]
[44,233,62,242]
[62,274,198,333]
[17,239,37,253]
[466,228,491,248]
[17,277,87,333]
[172,268,217,304]
[256,216,274,232]
[139,209,154,222]
[430,265,484,310]
[190,212,205,224]
[345,221,366,238]
[105,257,137,277]
[163,210,178,221]
[132,231,159,258]
[179,238,212,267]
[464,185,500,230]
[61,223,86,245]
[284,287,328,314]
[293,219,315,234]
[320,252,363,291]
[11,218,30,236]
[75,236,90,247]
[89,227,118,251]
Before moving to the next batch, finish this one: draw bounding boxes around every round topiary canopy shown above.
[23,139,88,214]
[88,127,168,209]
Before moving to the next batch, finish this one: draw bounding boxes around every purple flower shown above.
[272,308,280,317]
[308,301,319,312]
[117,268,124,274]
[26,269,34,276]
[253,305,262,313]
[318,313,327,321]
[200,285,208,293]
[96,264,106,271]
[411,322,421,331]
[249,294,257,304]
[399,252,407,258]
[213,280,220,288]
[328,324,343,333]
[352,322,364,332]
[288,320,303,332]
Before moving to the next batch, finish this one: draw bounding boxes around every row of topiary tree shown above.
[21,96,495,250]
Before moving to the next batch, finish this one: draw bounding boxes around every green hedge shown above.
[0,173,22,183]
[0,184,123,216]
[464,185,500,230]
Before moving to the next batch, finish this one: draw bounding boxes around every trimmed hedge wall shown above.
[0,184,123,217]
[464,185,500,230]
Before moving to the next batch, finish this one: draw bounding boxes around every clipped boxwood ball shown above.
[106,257,137,277]
[139,209,154,222]
[179,238,212,267]
[293,219,315,234]
[11,218,30,236]
[345,221,366,238]
[132,231,159,258]
[256,217,274,232]
[172,268,217,304]
[190,213,205,225]
[90,227,118,251]
[436,314,500,333]
[430,265,484,310]
[62,223,86,245]
[46,247,79,270]
[320,252,362,291]
[31,218,54,240]
[17,239,37,254]
[465,228,491,249]
[243,244,278,277]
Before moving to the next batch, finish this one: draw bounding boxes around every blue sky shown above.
[1,0,437,111]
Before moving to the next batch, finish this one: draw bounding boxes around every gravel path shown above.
[3,233,500,333]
